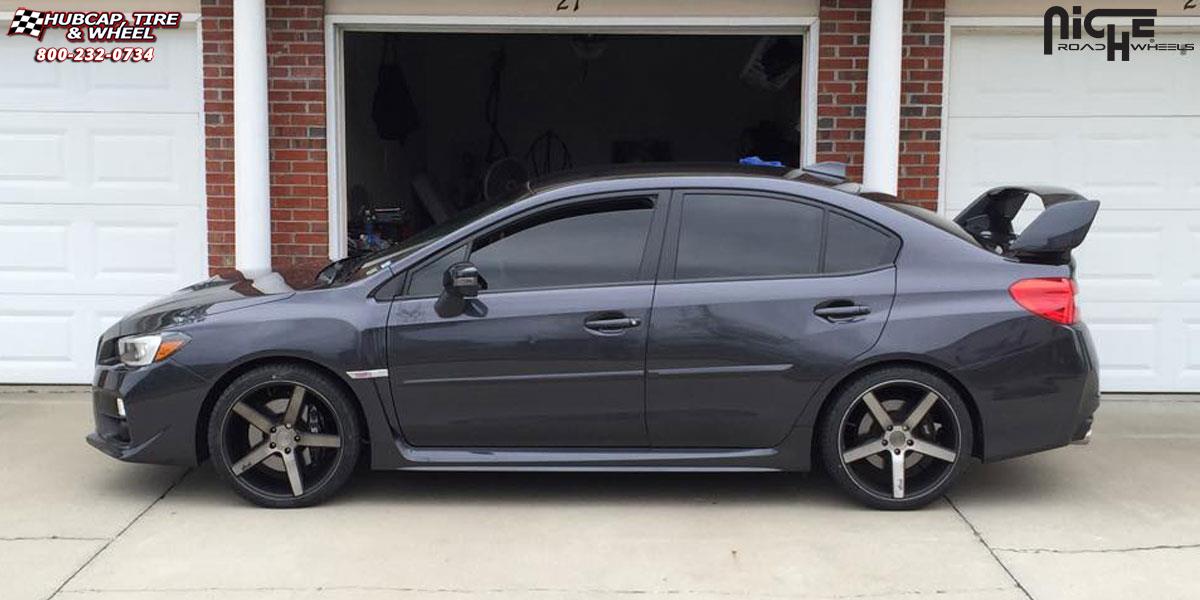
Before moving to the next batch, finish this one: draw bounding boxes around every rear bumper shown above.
[87,360,210,466]
[1069,324,1102,445]
[1070,417,1093,445]
[963,320,1100,462]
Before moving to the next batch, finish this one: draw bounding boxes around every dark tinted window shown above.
[675,194,823,280]
[469,199,653,291]
[406,245,466,297]
[824,212,900,273]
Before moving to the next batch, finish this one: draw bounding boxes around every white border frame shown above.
[324,14,820,260]
[937,16,1200,216]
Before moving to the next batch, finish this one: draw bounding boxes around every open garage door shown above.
[340,31,806,256]
[0,26,207,384]
[943,28,1200,391]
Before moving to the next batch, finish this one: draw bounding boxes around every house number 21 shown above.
[556,0,581,12]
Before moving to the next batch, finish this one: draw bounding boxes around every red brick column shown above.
[201,0,234,273]
[815,0,945,209]
[201,0,330,280]
[266,0,329,279]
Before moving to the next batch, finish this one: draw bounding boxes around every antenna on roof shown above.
[785,161,848,185]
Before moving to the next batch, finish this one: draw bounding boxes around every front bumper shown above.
[88,359,210,466]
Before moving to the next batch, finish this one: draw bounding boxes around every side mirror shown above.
[435,262,485,318]
[442,262,484,299]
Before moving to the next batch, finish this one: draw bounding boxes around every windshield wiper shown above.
[317,256,358,285]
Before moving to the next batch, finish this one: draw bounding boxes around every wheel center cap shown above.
[888,430,908,447]
[270,428,297,449]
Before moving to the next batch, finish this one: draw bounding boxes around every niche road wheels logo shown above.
[1043,5,1195,61]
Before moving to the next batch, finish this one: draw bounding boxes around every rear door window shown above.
[823,212,900,273]
[674,193,824,280]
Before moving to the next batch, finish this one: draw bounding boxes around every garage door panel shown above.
[1085,313,1159,383]
[0,205,205,296]
[1074,211,1200,303]
[948,30,1198,117]
[0,129,69,184]
[0,113,202,206]
[945,128,1062,207]
[1084,303,1200,391]
[1186,319,1200,388]
[0,221,72,273]
[0,295,159,384]
[945,117,1198,212]
[948,30,1061,114]
[0,27,199,113]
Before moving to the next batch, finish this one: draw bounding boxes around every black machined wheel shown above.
[819,367,973,510]
[208,365,360,508]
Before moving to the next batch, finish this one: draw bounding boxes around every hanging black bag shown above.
[371,36,420,142]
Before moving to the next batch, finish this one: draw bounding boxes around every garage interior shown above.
[342,31,805,254]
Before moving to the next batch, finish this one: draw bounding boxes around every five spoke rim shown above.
[224,383,343,498]
[839,381,960,501]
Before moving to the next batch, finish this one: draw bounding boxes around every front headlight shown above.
[117,332,190,367]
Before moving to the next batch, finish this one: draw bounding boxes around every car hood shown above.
[110,271,302,338]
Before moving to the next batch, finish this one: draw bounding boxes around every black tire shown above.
[818,366,973,510]
[208,364,361,508]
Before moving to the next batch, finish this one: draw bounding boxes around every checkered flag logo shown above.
[8,8,47,39]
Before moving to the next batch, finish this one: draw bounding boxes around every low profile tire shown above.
[208,364,360,508]
[818,367,973,510]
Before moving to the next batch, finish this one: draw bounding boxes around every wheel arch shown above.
[808,358,984,460]
[195,355,371,464]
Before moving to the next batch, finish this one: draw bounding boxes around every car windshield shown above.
[340,190,529,282]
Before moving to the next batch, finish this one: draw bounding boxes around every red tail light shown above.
[1009,278,1077,325]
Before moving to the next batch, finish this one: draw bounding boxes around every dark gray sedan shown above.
[87,165,1100,509]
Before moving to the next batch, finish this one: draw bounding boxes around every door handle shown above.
[813,303,871,321]
[584,317,642,331]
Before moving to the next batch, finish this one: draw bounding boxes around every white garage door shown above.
[0,26,206,384]
[944,29,1200,392]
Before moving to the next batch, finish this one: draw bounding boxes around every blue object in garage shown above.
[739,156,785,167]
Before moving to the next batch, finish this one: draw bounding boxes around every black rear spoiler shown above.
[954,186,1099,264]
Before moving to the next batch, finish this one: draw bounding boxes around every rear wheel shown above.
[208,364,360,508]
[819,367,973,510]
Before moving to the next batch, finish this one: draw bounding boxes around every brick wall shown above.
[815,0,945,209]
[201,0,234,273]
[201,0,329,279]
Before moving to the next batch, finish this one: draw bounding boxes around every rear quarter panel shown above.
[850,220,1094,460]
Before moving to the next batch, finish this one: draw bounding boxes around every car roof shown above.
[526,162,793,194]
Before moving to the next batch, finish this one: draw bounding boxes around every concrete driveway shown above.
[1,388,1197,600]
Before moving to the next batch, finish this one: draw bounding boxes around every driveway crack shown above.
[54,583,1017,598]
[995,543,1200,555]
[0,536,108,542]
[945,495,1034,600]
[46,467,192,600]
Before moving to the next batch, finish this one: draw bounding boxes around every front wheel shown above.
[208,364,361,508]
[818,367,973,510]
